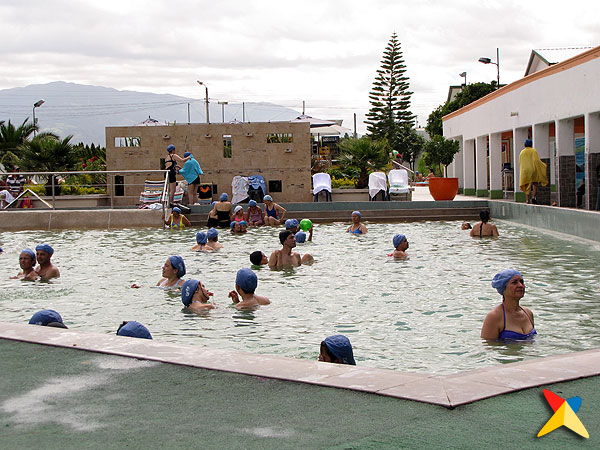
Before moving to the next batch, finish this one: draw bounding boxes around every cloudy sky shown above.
[1,0,598,133]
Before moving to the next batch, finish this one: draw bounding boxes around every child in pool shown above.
[181,279,215,313]
[228,268,270,309]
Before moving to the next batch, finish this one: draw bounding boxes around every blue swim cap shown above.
[324,335,356,365]
[230,221,237,229]
[29,309,65,327]
[295,231,306,243]
[196,232,207,245]
[21,248,36,264]
[239,220,247,226]
[393,234,406,248]
[263,195,273,202]
[172,207,181,214]
[285,219,299,229]
[220,193,228,202]
[249,200,257,207]
[207,228,218,240]
[524,139,532,147]
[492,269,523,295]
[211,201,216,208]
[168,255,186,278]
[351,211,361,219]
[181,279,200,306]
[236,268,258,293]
[36,243,54,255]
[183,152,192,157]
[167,145,175,152]
[117,321,152,339]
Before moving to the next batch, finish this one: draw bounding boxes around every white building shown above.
[443,46,600,209]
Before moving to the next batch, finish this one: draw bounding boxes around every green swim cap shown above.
[299,219,312,231]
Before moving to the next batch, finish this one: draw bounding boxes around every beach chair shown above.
[368,172,388,201]
[247,175,267,202]
[312,173,332,202]
[388,169,412,201]
[139,180,166,204]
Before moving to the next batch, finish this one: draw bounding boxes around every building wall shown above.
[105,122,312,205]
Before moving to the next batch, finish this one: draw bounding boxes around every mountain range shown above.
[0,82,302,146]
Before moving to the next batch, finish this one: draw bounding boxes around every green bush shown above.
[331,176,356,188]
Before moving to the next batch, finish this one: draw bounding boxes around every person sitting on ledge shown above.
[232,205,245,222]
[132,256,186,289]
[214,193,233,228]
[318,335,356,365]
[245,200,265,226]
[29,309,68,328]
[117,321,152,339]
[206,228,223,250]
[165,207,191,229]
[269,230,313,268]
[181,279,215,313]
[263,195,286,226]
[192,232,211,252]
[249,250,269,266]
[390,234,409,259]
[470,210,499,237]
[347,211,368,234]
[481,269,536,341]
[11,249,39,281]
[35,244,60,280]
[228,268,270,310]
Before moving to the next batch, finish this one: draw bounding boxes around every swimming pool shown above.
[1,221,599,375]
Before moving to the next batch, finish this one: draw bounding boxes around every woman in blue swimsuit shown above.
[346,211,368,234]
[263,195,286,226]
[481,269,536,340]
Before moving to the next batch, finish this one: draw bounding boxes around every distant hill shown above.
[0,81,302,146]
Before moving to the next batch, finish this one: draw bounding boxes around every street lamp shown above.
[218,101,228,123]
[478,48,500,89]
[459,72,467,87]
[32,99,45,136]
[197,81,209,124]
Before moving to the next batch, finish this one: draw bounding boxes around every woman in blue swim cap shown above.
[347,211,368,234]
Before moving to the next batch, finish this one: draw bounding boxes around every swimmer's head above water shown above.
[279,230,295,247]
[461,222,472,230]
[250,250,268,266]
[117,321,152,339]
[29,309,68,329]
[196,232,208,245]
[393,234,408,250]
[295,231,306,243]
[479,210,490,223]
[318,335,356,365]
[235,268,258,294]
[166,255,186,278]
[207,228,219,241]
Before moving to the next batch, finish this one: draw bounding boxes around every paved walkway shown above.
[1,340,597,449]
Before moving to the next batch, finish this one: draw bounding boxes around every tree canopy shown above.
[337,137,391,188]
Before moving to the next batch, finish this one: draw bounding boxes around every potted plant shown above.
[422,135,460,201]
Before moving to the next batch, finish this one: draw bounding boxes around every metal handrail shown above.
[392,161,415,174]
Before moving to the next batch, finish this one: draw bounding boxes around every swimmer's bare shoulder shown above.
[268,250,281,268]
[255,294,270,305]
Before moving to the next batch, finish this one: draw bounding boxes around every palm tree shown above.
[0,118,38,167]
[18,134,77,195]
[337,137,391,188]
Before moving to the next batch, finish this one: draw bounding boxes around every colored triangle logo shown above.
[538,389,589,439]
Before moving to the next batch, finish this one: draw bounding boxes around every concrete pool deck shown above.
[1,325,599,448]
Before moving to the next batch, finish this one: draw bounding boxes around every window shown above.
[268,180,282,192]
[266,133,293,144]
[114,137,141,147]
[223,135,232,158]
[159,158,166,170]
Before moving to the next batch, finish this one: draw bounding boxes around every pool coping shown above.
[2,322,599,409]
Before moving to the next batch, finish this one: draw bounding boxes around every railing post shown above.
[110,173,114,209]
[51,172,56,208]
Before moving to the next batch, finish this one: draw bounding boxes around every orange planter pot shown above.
[428,177,459,201]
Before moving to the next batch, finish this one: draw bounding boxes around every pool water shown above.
[1,221,599,375]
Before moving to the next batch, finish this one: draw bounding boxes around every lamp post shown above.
[32,99,45,136]
[459,72,467,87]
[197,81,209,123]
[478,48,500,89]
[218,101,228,123]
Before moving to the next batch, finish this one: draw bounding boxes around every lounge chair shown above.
[388,169,412,201]
[312,173,332,202]
[368,172,388,201]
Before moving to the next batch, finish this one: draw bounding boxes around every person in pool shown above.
[481,269,536,340]
[391,234,409,259]
[263,195,286,226]
[206,201,219,228]
[318,335,356,365]
[11,249,39,280]
[230,221,245,234]
[228,268,270,309]
[181,279,215,312]
[269,230,314,268]
[470,210,499,237]
[117,321,152,339]
[461,222,472,230]
[285,219,299,233]
[232,205,245,222]
[192,232,211,252]
[29,309,68,328]
[35,244,60,280]
[206,228,223,250]
[213,193,233,228]
[249,250,269,266]
[347,211,368,234]
[165,207,191,229]
[245,200,265,226]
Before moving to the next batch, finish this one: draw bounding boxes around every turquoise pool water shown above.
[1,221,599,374]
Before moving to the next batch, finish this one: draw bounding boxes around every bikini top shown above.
[499,304,536,340]
[349,225,362,234]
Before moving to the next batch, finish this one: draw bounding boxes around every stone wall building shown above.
[443,46,600,210]
[105,121,312,205]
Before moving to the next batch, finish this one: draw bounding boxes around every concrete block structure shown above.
[443,46,600,210]
[105,122,312,205]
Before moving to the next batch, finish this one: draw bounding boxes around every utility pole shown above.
[353,113,357,138]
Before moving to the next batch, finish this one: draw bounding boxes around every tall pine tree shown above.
[365,33,415,151]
